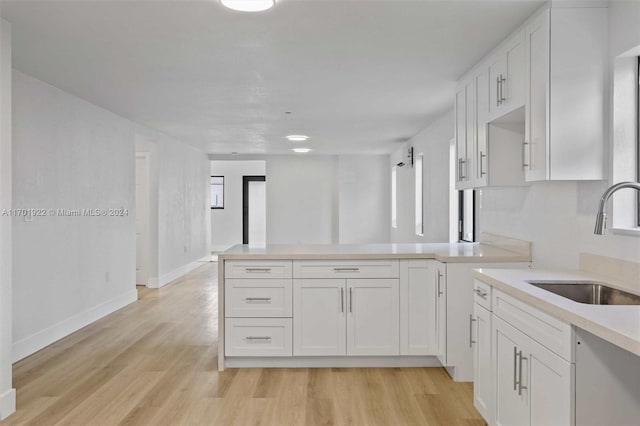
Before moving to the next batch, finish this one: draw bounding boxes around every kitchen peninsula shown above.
[217,234,531,381]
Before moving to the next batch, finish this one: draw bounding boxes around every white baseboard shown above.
[12,290,138,363]
[225,356,442,368]
[0,388,16,420]
[150,256,210,289]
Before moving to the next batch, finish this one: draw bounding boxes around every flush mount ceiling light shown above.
[286,134,309,142]
[220,0,275,12]
[292,148,311,153]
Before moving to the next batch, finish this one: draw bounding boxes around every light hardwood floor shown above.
[2,262,485,426]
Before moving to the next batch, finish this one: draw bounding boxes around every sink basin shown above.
[526,281,640,305]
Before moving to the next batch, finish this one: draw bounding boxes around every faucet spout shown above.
[594,182,640,235]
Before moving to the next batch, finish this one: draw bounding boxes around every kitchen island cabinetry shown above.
[218,240,531,373]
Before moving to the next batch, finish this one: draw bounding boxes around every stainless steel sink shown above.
[526,281,640,305]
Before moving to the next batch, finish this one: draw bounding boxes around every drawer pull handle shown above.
[245,297,272,303]
[334,267,360,272]
[474,288,488,299]
[469,315,477,347]
[245,268,272,272]
[246,336,272,342]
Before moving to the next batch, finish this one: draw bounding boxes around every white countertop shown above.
[219,243,531,263]
[472,268,640,357]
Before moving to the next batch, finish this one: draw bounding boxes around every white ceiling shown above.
[1,0,544,155]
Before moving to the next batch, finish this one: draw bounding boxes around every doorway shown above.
[242,176,266,245]
[135,152,150,285]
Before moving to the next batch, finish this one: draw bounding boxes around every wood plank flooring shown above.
[2,262,485,426]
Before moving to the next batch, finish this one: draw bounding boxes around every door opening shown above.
[242,176,266,245]
[135,152,151,286]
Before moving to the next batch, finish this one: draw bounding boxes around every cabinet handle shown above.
[340,288,344,313]
[437,271,444,297]
[245,297,271,302]
[469,315,477,347]
[246,336,271,342]
[496,76,501,106]
[245,268,271,273]
[349,287,353,313]
[333,267,360,272]
[474,288,488,299]
[479,151,486,177]
[523,141,530,169]
[459,159,466,180]
[513,346,519,391]
[499,75,507,104]
[518,351,528,395]
[457,157,462,181]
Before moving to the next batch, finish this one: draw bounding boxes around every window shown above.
[415,153,423,236]
[459,189,475,242]
[391,166,397,228]
[210,176,224,209]
[637,56,640,226]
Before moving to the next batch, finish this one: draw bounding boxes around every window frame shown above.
[415,153,424,236]
[210,175,225,210]
[391,166,397,229]
[458,189,476,243]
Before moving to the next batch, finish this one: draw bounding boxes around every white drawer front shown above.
[225,260,292,279]
[493,289,573,362]
[225,318,292,357]
[473,280,492,311]
[225,279,292,318]
[293,259,399,279]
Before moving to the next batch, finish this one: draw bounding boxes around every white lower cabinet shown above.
[399,259,437,355]
[493,315,573,426]
[293,277,399,356]
[225,318,293,357]
[347,278,399,356]
[293,279,346,356]
[435,263,447,365]
[473,302,492,424]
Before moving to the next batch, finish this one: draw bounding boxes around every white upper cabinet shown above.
[455,80,475,190]
[488,30,525,121]
[524,6,607,181]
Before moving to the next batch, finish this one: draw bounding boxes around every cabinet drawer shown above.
[493,289,573,361]
[225,318,292,357]
[473,280,492,311]
[225,279,292,318]
[293,259,399,279]
[224,260,292,279]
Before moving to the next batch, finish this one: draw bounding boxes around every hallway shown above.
[3,263,483,426]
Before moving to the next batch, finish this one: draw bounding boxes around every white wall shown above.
[338,155,390,244]
[210,161,266,252]
[157,136,210,280]
[0,16,15,421]
[266,155,339,244]
[390,110,454,244]
[477,1,640,268]
[12,71,137,360]
[11,70,211,361]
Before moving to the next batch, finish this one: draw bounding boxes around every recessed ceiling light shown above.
[220,0,275,12]
[292,148,311,153]
[286,135,309,142]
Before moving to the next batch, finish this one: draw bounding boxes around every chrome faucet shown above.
[594,181,640,235]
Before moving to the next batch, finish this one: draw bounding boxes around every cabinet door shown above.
[525,8,550,181]
[493,316,529,426]
[488,54,506,119]
[347,279,399,356]
[400,260,437,355]
[293,279,346,356]
[435,264,447,365]
[503,30,525,111]
[464,79,476,186]
[473,303,492,424]
[475,68,489,188]
[528,337,574,426]
[455,86,468,189]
